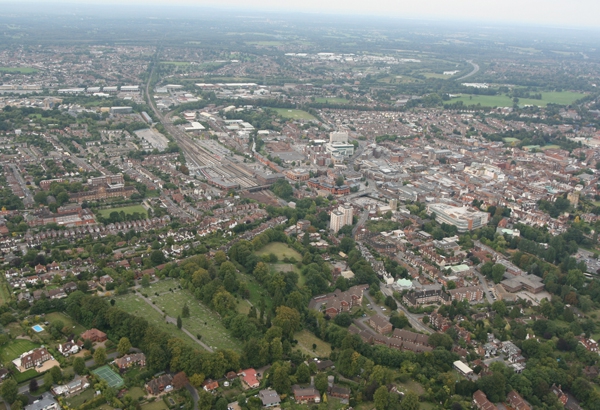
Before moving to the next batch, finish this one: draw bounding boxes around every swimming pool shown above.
[32,325,43,333]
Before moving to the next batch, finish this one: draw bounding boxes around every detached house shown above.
[292,385,320,404]
[146,374,173,395]
[114,353,146,370]
[81,328,107,343]
[19,347,51,370]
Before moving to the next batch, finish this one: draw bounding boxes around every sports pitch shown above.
[93,366,124,388]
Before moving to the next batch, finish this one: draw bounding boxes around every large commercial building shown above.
[326,131,354,157]
[330,204,353,233]
[427,203,489,232]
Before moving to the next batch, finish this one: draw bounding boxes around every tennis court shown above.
[92,366,124,388]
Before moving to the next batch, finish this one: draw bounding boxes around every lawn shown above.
[45,312,86,335]
[314,97,351,104]
[255,242,302,261]
[1,339,38,363]
[270,108,316,121]
[141,401,169,410]
[0,280,10,306]
[151,289,240,351]
[144,278,182,295]
[448,91,586,107]
[114,293,199,349]
[160,61,190,66]
[294,330,331,358]
[503,137,519,143]
[238,272,273,312]
[65,388,95,408]
[237,299,253,315]
[0,67,38,74]
[126,386,146,401]
[97,205,147,219]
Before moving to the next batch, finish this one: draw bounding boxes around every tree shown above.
[428,333,453,350]
[117,337,132,356]
[141,275,150,288]
[335,176,345,187]
[177,315,182,329]
[29,378,38,393]
[273,306,301,339]
[182,303,190,318]
[94,347,107,365]
[315,372,328,394]
[50,366,62,384]
[189,373,205,388]
[400,391,420,410]
[73,357,86,375]
[272,364,291,395]
[150,250,165,265]
[1,379,17,404]
[215,398,228,410]
[374,386,389,410]
[295,363,310,384]
[173,372,189,390]
[43,371,54,389]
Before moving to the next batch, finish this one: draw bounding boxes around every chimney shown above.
[328,375,335,388]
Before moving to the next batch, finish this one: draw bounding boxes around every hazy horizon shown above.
[1,0,599,30]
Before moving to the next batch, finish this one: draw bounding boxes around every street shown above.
[377,287,433,334]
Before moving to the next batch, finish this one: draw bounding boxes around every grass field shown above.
[115,294,199,349]
[0,67,38,74]
[160,61,190,66]
[144,279,181,294]
[97,205,147,219]
[14,369,38,383]
[238,273,273,312]
[151,290,240,351]
[45,312,86,335]
[93,366,124,388]
[237,299,253,315]
[1,339,38,363]
[270,108,316,121]
[127,386,146,401]
[65,388,95,408]
[0,280,10,306]
[503,137,519,143]
[295,330,331,358]
[448,91,586,107]
[141,401,169,410]
[255,242,302,261]
[314,97,351,104]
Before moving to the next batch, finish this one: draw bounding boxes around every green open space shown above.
[97,205,147,219]
[115,293,199,349]
[141,401,169,410]
[65,388,95,408]
[246,41,284,46]
[255,242,302,261]
[160,61,190,66]
[151,289,240,351]
[236,299,253,315]
[314,97,351,104]
[14,369,38,383]
[294,330,331,358]
[448,91,586,107]
[1,339,38,363]
[45,312,87,335]
[0,67,38,74]
[270,108,316,121]
[0,281,10,306]
[502,137,519,143]
[238,272,273,312]
[144,279,181,295]
[126,386,146,401]
[93,365,124,388]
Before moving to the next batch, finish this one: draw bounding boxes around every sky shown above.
[23,0,598,28]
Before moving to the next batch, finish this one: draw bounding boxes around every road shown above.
[457,60,480,81]
[473,268,495,304]
[185,383,199,410]
[352,208,370,237]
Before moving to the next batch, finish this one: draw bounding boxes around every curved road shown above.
[457,60,480,81]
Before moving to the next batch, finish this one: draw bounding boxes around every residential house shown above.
[472,390,497,410]
[328,385,350,400]
[258,389,281,407]
[239,368,259,389]
[52,377,90,397]
[58,341,82,356]
[292,385,320,404]
[506,390,531,410]
[578,337,599,353]
[25,393,60,410]
[114,353,146,370]
[19,347,51,370]
[81,328,107,343]
[146,374,173,395]
[203,380,219,392]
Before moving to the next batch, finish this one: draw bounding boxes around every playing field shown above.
[1,339,38,363]
[270,108,316,121]
[160,61,190,66]
[98,205,147,219]
[0,67,38,74]
[93,366,124,388]
[448,91,586,107]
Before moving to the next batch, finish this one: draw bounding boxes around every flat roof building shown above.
[427,203,489,232]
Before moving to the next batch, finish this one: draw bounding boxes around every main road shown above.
[457,60,480,81]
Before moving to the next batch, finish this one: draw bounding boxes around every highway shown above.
[457,60,480,81]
